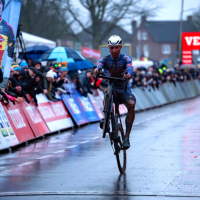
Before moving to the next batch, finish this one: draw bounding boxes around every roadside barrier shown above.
[1,80,200,151]
[36,93,74,132]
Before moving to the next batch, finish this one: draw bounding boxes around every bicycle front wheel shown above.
[103,92,112,138]
[114,124,127,174]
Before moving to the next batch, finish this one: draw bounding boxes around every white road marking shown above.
[67,145,78,148]
[80,141,89,144]
[134,110,176,126]
[92,137,100,140]
[53,150,65,154]
[36,155,52,160]
[17,162,33,167]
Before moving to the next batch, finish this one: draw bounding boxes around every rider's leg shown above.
[124,98,136,140]
[119,89,136,148]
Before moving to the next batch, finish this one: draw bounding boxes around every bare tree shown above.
[19,0,77,40]
[58,0,159,49]
[192,6,200,31]
[20,0,160,48]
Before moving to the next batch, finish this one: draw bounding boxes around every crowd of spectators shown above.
[0,59,200,106]
[129,65,200,90]
[1,60,69,106]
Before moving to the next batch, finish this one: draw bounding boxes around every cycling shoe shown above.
[123,138,130,150]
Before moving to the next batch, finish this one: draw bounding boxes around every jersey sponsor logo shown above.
[98,63,103,67]
[127,63,133,67]
[124,55,132,62]
[117,61,123,67]
[109,63,115,68]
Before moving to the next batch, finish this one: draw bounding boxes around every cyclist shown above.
[94,35,136,149]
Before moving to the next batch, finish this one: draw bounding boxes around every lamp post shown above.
[179,0,184,60]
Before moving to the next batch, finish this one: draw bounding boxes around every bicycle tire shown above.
[114,123,127,174]
[102,88,112,138]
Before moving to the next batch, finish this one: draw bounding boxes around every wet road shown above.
[1,97,200,200]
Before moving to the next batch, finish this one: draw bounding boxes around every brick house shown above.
[77,22,132,48]
[132,16,198,66]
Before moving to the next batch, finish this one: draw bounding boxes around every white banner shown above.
[0,103,19,150]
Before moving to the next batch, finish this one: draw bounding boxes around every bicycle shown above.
[95,71,128,174]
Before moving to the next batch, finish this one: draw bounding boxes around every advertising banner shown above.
[81,46,100,60]
[76,91,100,122]
[2,102,35,143]
[36,94,74,132]
[62,83,88,126]
[182,32,200,64]
[0,103,19,150]
[88,89,104,119]
[1,0,22,87]
[21,95,50,137]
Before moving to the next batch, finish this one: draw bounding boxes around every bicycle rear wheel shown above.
[114,123,127,174]
[103,91,112,138]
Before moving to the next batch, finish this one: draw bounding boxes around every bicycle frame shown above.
[107,84,124,142]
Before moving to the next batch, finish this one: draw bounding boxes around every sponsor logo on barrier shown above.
[78,97,94,112]
[51,103,68,116]
[25,106,42,124]
[38,105,55,119]
[68,98,81,114]
[0,103,18,148]
[8,109,26,129]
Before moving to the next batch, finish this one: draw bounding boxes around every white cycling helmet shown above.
[108,35,123,46]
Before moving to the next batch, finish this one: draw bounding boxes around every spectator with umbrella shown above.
[40,47,94,71]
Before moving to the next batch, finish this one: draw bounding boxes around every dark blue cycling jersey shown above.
[97,54,133,89]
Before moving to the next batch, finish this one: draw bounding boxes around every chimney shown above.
[132,20,137,34]
[141,16,146,22]
[187,15,193,21]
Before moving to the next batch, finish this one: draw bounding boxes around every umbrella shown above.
[19,45,50,60]
[40,46,95,71]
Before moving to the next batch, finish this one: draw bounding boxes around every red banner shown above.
[81,46,100,60]
[182,32,200,64]
[36,94,74,132]
[21,95,50,137]
[2,102,35,143]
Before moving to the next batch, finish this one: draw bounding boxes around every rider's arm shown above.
[124,56,133,77]
[97,56,106,70]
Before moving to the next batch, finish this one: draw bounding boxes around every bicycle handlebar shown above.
[94,69,129,92]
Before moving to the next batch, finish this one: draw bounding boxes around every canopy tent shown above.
[22,32,56,48]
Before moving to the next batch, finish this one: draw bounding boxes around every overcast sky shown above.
[72,0,200,33]
[153,0,200,21]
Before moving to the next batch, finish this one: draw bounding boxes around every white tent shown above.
[22,32,56,48]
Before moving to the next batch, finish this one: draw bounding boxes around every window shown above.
[137,31,141,40]
[136,45,140,57]
[142,32,148,40]
[162,45,171,54]
[143,45,149,57]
